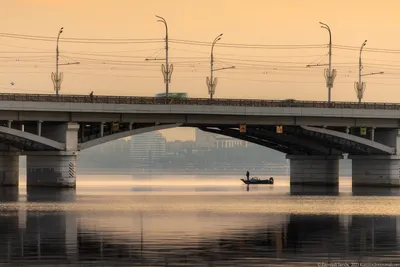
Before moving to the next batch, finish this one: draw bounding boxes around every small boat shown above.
[241,177,274,185]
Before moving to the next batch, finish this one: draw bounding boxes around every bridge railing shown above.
[0,93,398,110]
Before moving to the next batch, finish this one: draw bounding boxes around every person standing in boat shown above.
[246,171,250,181]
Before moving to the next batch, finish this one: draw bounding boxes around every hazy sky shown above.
[1,0,400,140]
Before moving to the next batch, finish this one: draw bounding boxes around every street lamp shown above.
[156,15,173,102]
[319,22,336,104]
[354,40,367,104]
[354,40,384,104]
[207,33,223,100]
[51,27,64,96]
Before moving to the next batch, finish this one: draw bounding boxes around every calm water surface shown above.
[0,175,399,266]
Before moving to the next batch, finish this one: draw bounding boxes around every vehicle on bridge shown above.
[155,92,188,99]
[241,177,274,185]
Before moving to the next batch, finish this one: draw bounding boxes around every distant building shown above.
[195,128,247,149]
[195,128,216,149]
[166,140,195,154]
[92,139,128,153]
[130,131,166,169]
[166,141,183,154]
[215,136,247,148]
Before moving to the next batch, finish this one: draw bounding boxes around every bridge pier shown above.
[0,153,19,186]
[25,122,80,188]
[287,155,343,186]
[349,155,400,187]
[26,153,77,188]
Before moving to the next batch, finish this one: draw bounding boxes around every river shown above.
[0,174,399,266]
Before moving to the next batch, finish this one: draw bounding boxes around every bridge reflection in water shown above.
[0,188,399,265]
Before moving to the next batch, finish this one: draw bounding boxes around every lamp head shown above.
[319,22,330,30]
[155,15,166,23]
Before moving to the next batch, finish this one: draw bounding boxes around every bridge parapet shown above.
[1,93,400,110]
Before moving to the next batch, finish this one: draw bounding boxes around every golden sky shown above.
[1,0,400,140]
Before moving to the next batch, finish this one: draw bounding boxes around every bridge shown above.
[0,93,399,187]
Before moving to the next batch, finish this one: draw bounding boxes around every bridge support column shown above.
[27,122,80,188]
[286,155,343,186]
[349,155,400,187]
[26,152,77,188]
[0,153,19,186]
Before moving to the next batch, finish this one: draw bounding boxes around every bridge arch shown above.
[301,126,395,155]
[79,123,182,150]
[78,123,396,156]
[199,125,396,156]
[199,126,343,155]
[0,126,65,151]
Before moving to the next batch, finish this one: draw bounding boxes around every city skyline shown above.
[2,0,400,140]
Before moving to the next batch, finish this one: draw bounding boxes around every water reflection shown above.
[131,186,232,192]
[0,188,77,264]
[27,187,77,202]
[0,180,398,265]
[0,187,18,202]
[352,186,400,196]
[244,184,275,192]
[290,184,339,196]
[76,214,400,265]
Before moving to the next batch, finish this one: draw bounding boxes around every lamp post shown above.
[207,33,223,100]
[319,22,336,104]
[353,40,384,104]
[51,27,64,96]
[156,15,173,102]
[354,40,367,104]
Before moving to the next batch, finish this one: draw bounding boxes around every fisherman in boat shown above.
[246,171,250,181]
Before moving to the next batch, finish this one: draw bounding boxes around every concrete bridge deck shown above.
[0,93,399,128]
